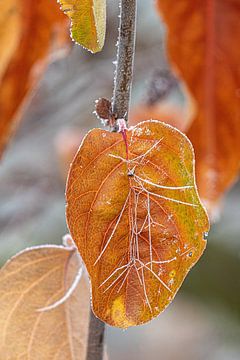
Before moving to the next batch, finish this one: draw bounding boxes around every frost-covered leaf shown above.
[66,120,209,328]
[0,240,89,359]
[58,0,106,53]
[157,0,240,215]
[0,0,69,158]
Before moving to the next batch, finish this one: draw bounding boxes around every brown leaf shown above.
[0,240,89,359]
[66,120,209,328]
[0,0,69,158]
[157,0,240,214]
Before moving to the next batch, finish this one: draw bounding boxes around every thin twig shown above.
[112,0,137,126]
[86,309,105,360]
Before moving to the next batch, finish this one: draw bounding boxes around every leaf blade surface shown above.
[0,242,89,359]
[58,0,106,52]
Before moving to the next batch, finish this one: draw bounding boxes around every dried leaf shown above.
[0,0,69,158]
[58,0,106,53]
[0,241,89,359]
[157,0,240,214]
[66,120,209,328]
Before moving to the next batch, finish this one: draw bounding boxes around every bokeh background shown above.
[0,2,240,359]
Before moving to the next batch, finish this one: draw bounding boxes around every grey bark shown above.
[112,0,137,125]
[86,309,105,360]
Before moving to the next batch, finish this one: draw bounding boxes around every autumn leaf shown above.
[66,120,209,328]
[157,0,240,214]
[58,0,106,53]
[0,0,69,158]
[0,239,89,359]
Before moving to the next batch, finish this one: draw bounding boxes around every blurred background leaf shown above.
[0,0,70,158]
[157,0,240,218]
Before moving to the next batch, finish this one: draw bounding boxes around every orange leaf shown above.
[157,0,240,214]
[0,239,89,359]
[0,0,69,158]
[66,120,209,328]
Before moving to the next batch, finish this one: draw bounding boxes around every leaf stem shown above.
[86,309,105,360]
[112,0,137,126]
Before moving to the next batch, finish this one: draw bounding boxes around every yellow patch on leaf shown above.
[58,0,106,53]
[66,120,209,328]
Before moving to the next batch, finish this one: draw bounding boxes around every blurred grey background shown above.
[0,1,239,359]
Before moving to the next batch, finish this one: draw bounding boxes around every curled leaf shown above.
[66,120,209,328]
[58,0,106,53]
[0,241,89,359]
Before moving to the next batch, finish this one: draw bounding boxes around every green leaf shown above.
[59,0,106,53]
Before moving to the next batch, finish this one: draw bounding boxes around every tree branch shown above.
[86,309,105,360]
